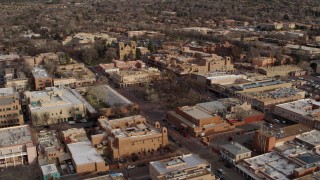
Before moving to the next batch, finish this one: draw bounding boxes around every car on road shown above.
[79,119,88,123]
[217,168,226,175]
[68,121,75,125]
[224,163,233,168]
[137,163,147,167]
[183,133,190,138]
[97,171,109,176]
[127,165,135,169]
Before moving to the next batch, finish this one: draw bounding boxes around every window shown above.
[9,149,12,153]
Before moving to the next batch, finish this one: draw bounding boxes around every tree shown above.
[136,48,142,60]
[283,14,290,21]
[147,41,155,53]
[41,112,51,125]
[310,62,318,72]
[82,48,98,65]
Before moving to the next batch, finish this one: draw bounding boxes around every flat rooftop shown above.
[259,65,302,72]
[150,154,206,175]
[295,130,320,147]
[180,106,213,120]
[26,87,83,111]
[41,164,59,176]
[258,124,313,139]
[99,116,160,138]
[32,66,50,79]
[233,79,285,91]
[67,141,104,166]
[243,152,300,179]
[242,87,304,101]
[0,125,33,147]
[0,87,14,96]
[221,142,251,155]
[276,99,320,116]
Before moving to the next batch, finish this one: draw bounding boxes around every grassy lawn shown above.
[85,94,109,109]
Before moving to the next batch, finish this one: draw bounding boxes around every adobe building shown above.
[37,130,64,163]
[62,128,108,174]
[0,125,37,168]
[112,68,161,87]
[31,66,53,90]
[253,124,313,154]
[25,87,85,126]
[118,41,137,60]
[0,87,24,128]
[258,65,302,77]
[1,68,29,91]
[167,102,235,137]
[252,57,275,67]
[274,99,320,129]
[96,115,168,160]
[149,154,215,180]
[54,62,96,88]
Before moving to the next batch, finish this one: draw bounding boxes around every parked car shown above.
[127,165,135,169]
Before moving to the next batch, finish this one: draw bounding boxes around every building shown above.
[62,32,117,46]
[181,27,214,34]
[118,41,136,60]
[0,125,37,168]
[41,164,60,180]
[54,63,96,88]
[112,68,161,87]
[2,69,29,91]
[258,65,303,77]
[96,60,146,76]
[31,67,53,90]
[97,115,168,160]
[149,154,214,180]
[254,124,313,153]
[295,130,320,152]
[67,141,107,174]
[252,57,275,67]
[37,130,64,162]
[191,72,247,86]
[0,87,24,128]
[167,101,236,137]
[84,173,125,180]
[220,142,252,164]
[25,87,85,126]
[274,99,320,129]
[237,85,305,112]
[23,53,59,68]
[238,132,320,180]
[62,128,107,174]
[284,44,320,59]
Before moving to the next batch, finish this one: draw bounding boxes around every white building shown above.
[220,142,252,164]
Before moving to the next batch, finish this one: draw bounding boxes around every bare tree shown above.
[31,114,40,126]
